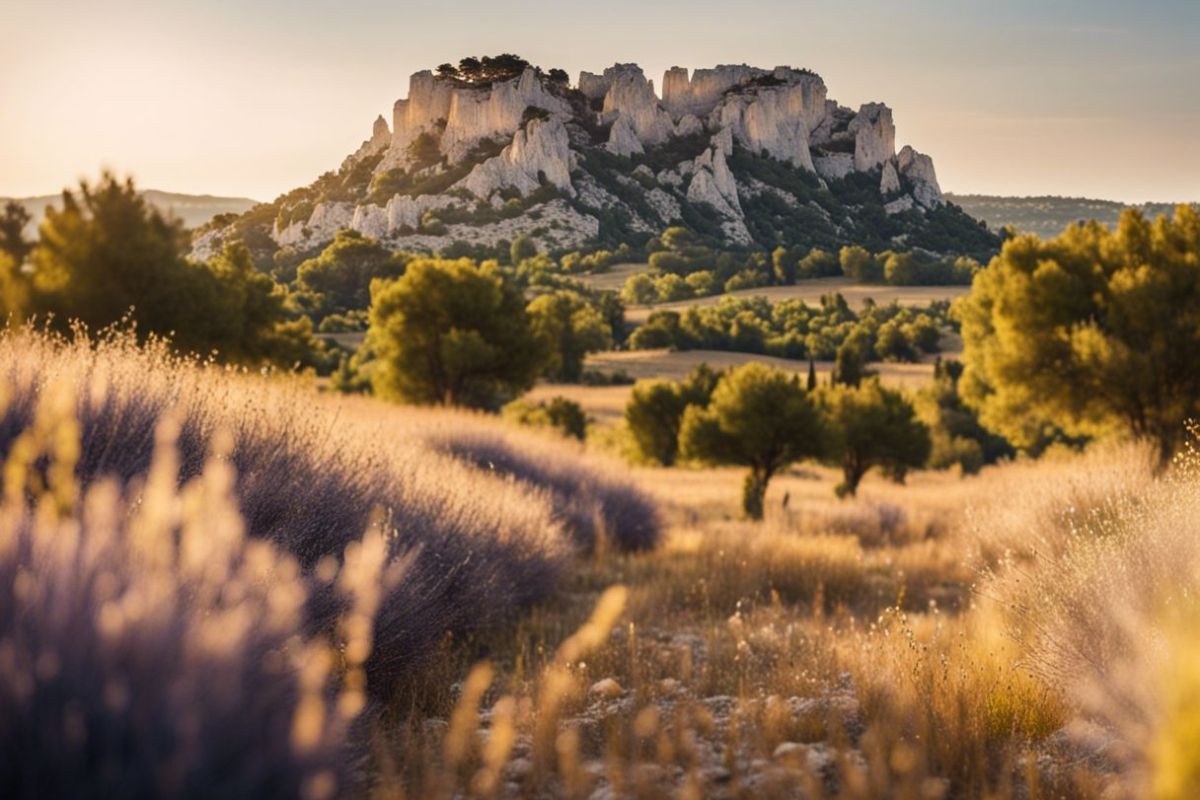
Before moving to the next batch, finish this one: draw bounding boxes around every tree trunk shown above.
[837,453,867,498]
[742,467,771,520]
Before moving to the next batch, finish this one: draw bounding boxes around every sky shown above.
[2,0,1197,203]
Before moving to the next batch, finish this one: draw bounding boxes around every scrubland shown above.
[2,328,1198,799]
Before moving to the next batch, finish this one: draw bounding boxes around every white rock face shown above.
[380,68,569,171]
[709,71,826,170]
[273,202,355,248]
[599,64,674,147]
[885,195,916,215]
[897,145,943,207]
[662,64,766,118]
[880,160,901,195]
[814,154,855,182]
[379,71,456,171]
[459,116,575,199]
[606,114,644,156]
[687,142,742,219]
[441,68,570,163]
[346,115,392,166]
[674,114,703,137]
[848,103,896,171]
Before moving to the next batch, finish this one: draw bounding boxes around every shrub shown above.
[0,399,381,799]
[0,328,582,700]
[504,396,588,440]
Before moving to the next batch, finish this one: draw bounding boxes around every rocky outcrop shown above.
[459,116,575,199]
[880,160,901,195]
[814,154,855,182]
[347,115,391,166]
[441,67,570,163]
[662,64,767,119]
[598,64,674,147]
[897,145,943,208]
[203,58,964,259]
[848,103,895,171]
[606,114,644,156]
[709,70,826,170]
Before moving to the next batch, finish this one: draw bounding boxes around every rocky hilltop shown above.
[196,55,994,264]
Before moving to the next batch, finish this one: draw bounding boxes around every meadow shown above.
[2,326,1197,799]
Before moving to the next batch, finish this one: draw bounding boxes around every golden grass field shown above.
[6,329,1198,799]
[575,268,970,324]
[523,343,959,427]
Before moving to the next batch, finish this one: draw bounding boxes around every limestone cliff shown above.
[202,55,983,262]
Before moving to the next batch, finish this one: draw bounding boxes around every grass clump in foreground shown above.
[374,440,1200,799]
[0,326,660,702]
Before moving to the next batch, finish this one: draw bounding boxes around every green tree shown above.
[957,207,1200,466]
[839,245,883,283]
[0,201,33,265]
[625,365,722,466]
[296,229,407,317]
[679,363,822,519]
[526,290,613,382]
[820,380,931,498]
[772,246,799,285]
[28,174,322,367]
[31,173,189,329]
[407,132,442,169]
[833,327,873,386]
[807,358,818,391]
[366,258,545,408]
[504,396,588,440]
[621,273,658,305]
[510,234,538,265]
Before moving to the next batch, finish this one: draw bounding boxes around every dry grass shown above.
[5,326,1197,799]
[619,278,970,325]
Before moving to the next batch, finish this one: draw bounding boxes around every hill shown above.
[194,55,999,269]
[945,193,1192,239]
[4,189,257,233]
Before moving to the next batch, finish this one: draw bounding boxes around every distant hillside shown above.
[4,190,258,234]
[945,193,1191,239]
[196,55,1000,270]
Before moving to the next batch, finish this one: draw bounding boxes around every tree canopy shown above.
[25,173,323,367]
[820,380,931,497]
[295,229,408,318]
[956,206,1200,465]
[679,363,822,519]
[526,290,612,382]
[366,258,545,408]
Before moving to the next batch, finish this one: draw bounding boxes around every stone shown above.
[674,113,703,137]
[708,69,827,170]
[880,159,901,195]
[599,64,674,147]
[814,154,855,182]
[662,64,768,118]
[848,102,896,171]
[885,195,916,215]
[606,114,644,156]
[897,145,943,207]
[459,116,575,199]
[588,678,623,700]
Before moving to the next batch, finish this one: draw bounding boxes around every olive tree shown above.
[679,363,822,519]
[957,206,1200,466]
[367,258,545,408]
[820,380,931,497]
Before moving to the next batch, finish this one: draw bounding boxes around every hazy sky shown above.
[3,0,1197,203]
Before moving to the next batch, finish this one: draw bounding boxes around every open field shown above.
[622,278,971,324]
[525,346,955,426]
[5,329,1197,799]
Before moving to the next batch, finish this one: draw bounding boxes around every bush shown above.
[0,328,596,701]
[504,396,588,440]
[0,418,372,799]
